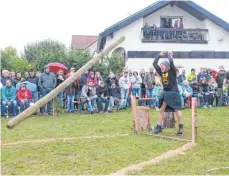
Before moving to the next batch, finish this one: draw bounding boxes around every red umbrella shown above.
[48,63,68,73]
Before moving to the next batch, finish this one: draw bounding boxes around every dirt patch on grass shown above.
[1,133,130,146]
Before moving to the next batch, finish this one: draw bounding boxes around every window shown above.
[160,16,183,28]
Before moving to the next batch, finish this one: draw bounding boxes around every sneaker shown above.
[203,105,208,109]
[152,124,163,134]
[155,107,160,111]
[208,105,212,108]
[177,124,183,135]
[99,111,103,114]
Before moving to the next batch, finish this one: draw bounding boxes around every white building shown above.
[95,0,229,73]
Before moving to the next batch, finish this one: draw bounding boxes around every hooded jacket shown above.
[119,76,131,89]
[38,72,56,91]
[17,88,32,101]
[1,86,17,102]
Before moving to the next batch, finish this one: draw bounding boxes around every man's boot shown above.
[152,124,163,134]
[177,124,183,135]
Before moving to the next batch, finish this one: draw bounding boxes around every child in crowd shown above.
[152,79,163,111]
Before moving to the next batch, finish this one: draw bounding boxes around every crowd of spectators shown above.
[1,64,229,118]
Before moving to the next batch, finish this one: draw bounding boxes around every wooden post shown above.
[131,96,137,133]
[192,97,197,143]
[7,36,125,129]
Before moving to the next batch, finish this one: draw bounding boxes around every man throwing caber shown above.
[152,51,183,135]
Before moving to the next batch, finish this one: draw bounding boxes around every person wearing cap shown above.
[152,51,184,135]
[1,79,17,117]
[38,65,57,115]
[96,81,109,113]
[182,80,193,108]
[17,83,32,112]
[216,66,227,106]
[152,78,163,111]
[187,68,196,83]
[144,66,156,108]
[119,70,131,108]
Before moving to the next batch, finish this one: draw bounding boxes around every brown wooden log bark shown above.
[131,96,137,133]
[163,112,175,128]
[192,97,198,143]
[7,36,125,129]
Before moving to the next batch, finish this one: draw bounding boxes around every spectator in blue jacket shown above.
[38,65,57,115]
[182,80,193,108]
[1,79,18,117]
[152,79,163,111]
[176,69,185,86]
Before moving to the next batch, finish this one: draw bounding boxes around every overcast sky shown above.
[1,0,228,53]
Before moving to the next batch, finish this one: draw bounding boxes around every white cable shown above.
[206,167,229,176]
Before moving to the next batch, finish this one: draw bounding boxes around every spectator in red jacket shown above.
[17,83,32,112]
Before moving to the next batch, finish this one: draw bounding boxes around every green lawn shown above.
[1,107,229,175]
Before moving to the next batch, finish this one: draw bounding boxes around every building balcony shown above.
[141,28,209,44]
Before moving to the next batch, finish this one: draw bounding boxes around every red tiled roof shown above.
[71,35,98,50]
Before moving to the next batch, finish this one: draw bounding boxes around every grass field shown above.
[1,107,229,175]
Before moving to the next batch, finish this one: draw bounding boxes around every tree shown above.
[1,46,32,72]
[65,50,124,77]
[23,39,67,70]
[64,49,91,69]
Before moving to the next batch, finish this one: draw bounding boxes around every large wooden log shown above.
[163,112,175,128]
[131,96,151,133]
[7,36,125,129]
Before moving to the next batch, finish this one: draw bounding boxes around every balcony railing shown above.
[141,28,208,44]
